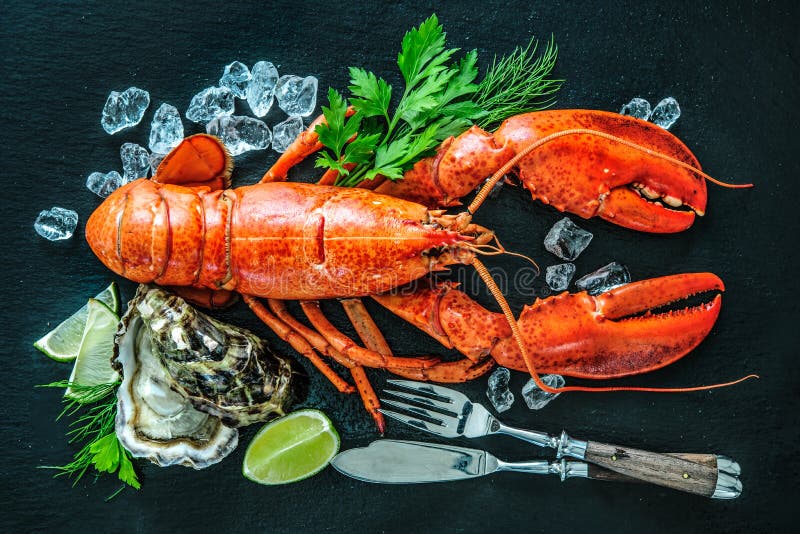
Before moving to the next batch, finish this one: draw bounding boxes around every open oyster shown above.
[114,285,306,468]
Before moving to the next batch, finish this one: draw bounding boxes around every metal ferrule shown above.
[550,458,590,481]
[555,430,588,460]
[712,471,743,499]
[715,455,742,477]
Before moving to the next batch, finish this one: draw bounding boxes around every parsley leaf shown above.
[90,433,121,473]
[348,67,391,120]
[315,88,361,158]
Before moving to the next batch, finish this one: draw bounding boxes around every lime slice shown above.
[243,409,340,485]
[65,299,120,401]
[34,282,119,362]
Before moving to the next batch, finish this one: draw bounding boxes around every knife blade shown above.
[331,439,590,484]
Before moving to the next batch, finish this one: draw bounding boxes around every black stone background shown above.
[2,1,798,532]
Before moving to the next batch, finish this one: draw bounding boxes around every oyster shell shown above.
[130,286,305,427]
[114,285,306,468]
[115,303,238,469]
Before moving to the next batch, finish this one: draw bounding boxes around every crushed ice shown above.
[120,143,150,182]
[546,263,576,291]
[275,75,318,117]
[219,61,251,99]
[650,97,681,129]
[575,262,631,295]
[272,116,304,153]
[544,217,593,261]
[186,86,235,124]
[206,115,272,156]
[620,96,680,129]
[521,374,565,410]
[619,97,652,120]
[247,61,280,117]
[34,207,78,241]
[486,367,515,413]
[149,103,184,154]
[101,87,150,134]
[86,171,124,197]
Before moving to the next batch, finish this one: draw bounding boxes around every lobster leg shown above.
[243,295,355,394]
[261,108,356,183]
[269,298,385,431]
[299,301,441,370]
[340,299,392,432]
[267,299,358,368]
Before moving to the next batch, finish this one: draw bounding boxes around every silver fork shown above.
[380,379,566,451]
[380,379,742,499]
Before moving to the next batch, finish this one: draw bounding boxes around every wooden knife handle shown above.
[584,442,721,496]
[587,453,718,483]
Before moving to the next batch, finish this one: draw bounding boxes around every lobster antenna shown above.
[468,128,753,215]
[466,234,540,275]
[471,256,758,394]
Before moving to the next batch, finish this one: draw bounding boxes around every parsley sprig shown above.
[315,14,562,187]
[38,380,140,495]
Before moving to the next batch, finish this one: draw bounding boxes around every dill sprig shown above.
[474,35,563,128]
[37,380,140,492]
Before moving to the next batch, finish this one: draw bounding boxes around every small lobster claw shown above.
[491,272,724,378]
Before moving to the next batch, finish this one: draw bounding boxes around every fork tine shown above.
[380,398,451,425]
[385,379,469,405]
[378,408,460,438]
[382,388,457,414]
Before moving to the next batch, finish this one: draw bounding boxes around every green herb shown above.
[314,14,562,187]
[474,35,562,128]
[38,380,140,492]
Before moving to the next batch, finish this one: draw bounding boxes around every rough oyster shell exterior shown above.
[130,286,305,427]
[113,285,306,469]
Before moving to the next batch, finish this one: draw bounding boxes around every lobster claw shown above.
[491,273,724,378]
[494,110,708,233]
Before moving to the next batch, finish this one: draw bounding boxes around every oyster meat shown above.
[114,285,306,468]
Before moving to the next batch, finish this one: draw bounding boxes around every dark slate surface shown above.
[2,1,798,532]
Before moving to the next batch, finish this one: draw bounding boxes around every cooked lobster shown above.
[86,110,752,431]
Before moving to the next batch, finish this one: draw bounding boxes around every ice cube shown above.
[543,217,593,261]
[575,262,631,295]
[619,97,651,120]
[521,374,565,410]
[120,143,150,183]
[219,61,251,99]
[206,115,271,156]
[545,263,576,291]
[149,152,165,175]
[86,171,124,198]
[275,75,318,117]
[186,86,235,124]
[247,61,279,117]
[149,103,184,154]
[486,367,514,413]
[272,116,304,153]
[650,97,681,129]
[34,207,78,241]
[101,87,150,134]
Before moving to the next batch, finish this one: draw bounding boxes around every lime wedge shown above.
[65,299,120,401]
[243,409,340,485]
[34,282,119,362]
